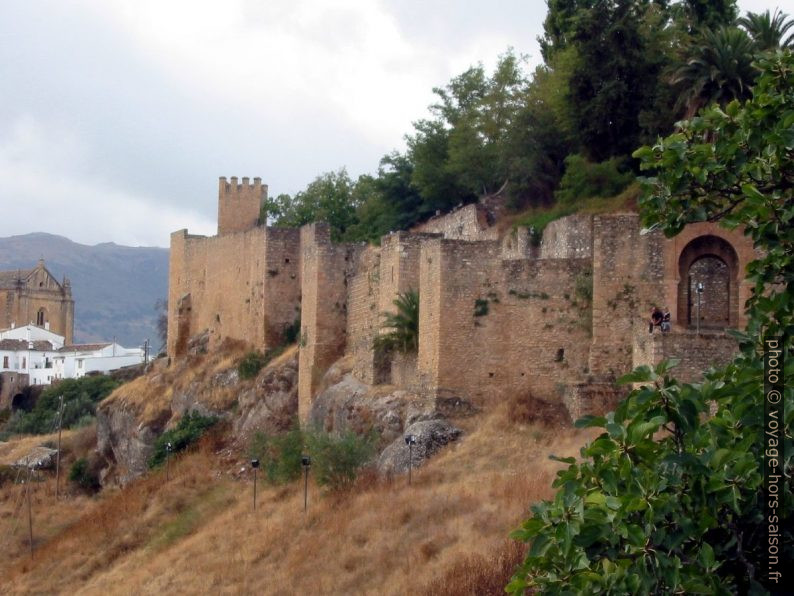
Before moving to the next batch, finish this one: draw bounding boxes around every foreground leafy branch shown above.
[509,50,793,594]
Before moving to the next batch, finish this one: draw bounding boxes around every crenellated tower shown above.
[217,176,268,235]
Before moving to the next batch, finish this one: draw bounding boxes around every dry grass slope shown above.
[0,405,598,595]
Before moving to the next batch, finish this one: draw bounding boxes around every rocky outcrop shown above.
[377,419,462,476]
[96,346,299,485]
[96,400,169,484]
[234,352,298,435]
[309,373,437,445]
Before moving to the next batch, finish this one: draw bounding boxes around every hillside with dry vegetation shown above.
[0,396,598,594]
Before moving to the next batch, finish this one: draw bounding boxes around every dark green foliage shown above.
[671,26,757,117]
[374,290,419,353]
[270,169,357,242]
[513,204,578,246]
[567,2,673,160]
[739,9,794,51]
[304,429,375,491]
[248,425,375,490]
[510,50,793,595]
[69,457,100,493]
[473,299,489,317]
[238,348,285,380]
[555,154,634,206]
[674,0,738,32]
[238,351,269,380]
[148,412,218,468]
[6,376,120,435]
[248,425,304,484]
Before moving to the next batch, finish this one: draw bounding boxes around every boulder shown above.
[309,373,437,445]
[14,446,58,469]
[376,419,462,476]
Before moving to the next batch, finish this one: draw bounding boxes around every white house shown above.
[0,324,64,385]
[0,324,144,385]
[52,342,144,380]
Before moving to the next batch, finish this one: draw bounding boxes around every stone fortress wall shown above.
[168,178,758,423]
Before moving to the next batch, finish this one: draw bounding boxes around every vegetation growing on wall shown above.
[374,290,419,353]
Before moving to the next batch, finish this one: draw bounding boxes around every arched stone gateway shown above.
[677,235,740,329]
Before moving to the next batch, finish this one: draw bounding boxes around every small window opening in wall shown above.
[520,372,525,377]
[555,348,565,362]
[488,372,494,378]
[39,282,44,287]
[215,313,221,323]
[285,258,290,264]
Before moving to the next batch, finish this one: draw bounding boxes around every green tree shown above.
[671,26,756,118]
[343,153,424,243]
[672,0,738,33]
[407,51,528,210]
[739,9,794,51]
[374,290,420,353]
[8,375,120,435]
[566,1,675,160]
[271,169,358,242]
[509,50,792,594]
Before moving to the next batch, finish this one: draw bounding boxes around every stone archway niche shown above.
[677,235,740,329]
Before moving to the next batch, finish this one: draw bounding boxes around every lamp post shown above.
[251,459,260,511]
[165,442,173,481]
[696,282,704,335]
[301,455,311,513]
[404,435,417,485]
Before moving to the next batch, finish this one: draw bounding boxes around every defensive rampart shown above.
[168,179,756,423]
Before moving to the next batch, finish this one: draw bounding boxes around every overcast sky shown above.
[0,0,783,247]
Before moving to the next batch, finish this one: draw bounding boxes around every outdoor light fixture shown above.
[165,442,173,481]
[251,459,260,510]
[696,282,704,335]
[301,455,311,512]
[405,434,417,485]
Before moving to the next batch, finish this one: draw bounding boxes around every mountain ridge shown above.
[0,232,169,348]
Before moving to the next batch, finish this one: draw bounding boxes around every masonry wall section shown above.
[298,224,361,420]
[168,226,301,357]
[589,214,666,378]
[415,204,498,241]
[346,246,381,384]
[262,228,302,347]
[633,330,738,383]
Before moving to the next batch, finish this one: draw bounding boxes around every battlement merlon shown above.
[218,176,267,195]
[217,176,268,235]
